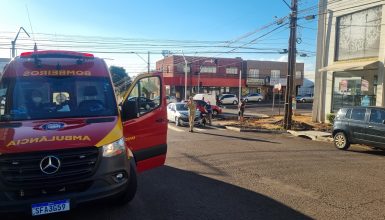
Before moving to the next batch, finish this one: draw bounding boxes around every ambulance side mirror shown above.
[121,99,138,121]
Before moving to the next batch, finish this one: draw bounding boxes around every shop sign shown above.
[247,78,265,85]
[270,78,287,86]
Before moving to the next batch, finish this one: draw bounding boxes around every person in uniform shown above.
[186,96,196,132]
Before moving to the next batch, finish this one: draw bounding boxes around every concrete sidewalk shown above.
[287,130,332,142]
[220,108,269,119]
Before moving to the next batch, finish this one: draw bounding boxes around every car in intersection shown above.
[193,99,222,117]
[242,93,264,102]
[296,94,314,103]
[167,102,202,126]
[218,94,238,105]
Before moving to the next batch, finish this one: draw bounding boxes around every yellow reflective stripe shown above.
[95,117,123,147]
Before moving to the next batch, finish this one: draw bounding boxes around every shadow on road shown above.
[133,166,311,220]
[17,166,311,220]
[194,130,281,144]
[347,147,385,157]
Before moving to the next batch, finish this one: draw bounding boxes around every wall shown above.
[313,0,385,122]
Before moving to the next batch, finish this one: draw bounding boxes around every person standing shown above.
[186,96,197,132]
[239,99,245,123]
[204,102,212,125]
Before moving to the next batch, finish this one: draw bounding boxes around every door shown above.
[169,103,176,122]
[121,74,167,172]
[348,108,368,142]
[221,95,229,104]
[167,103,174,121]
[367,108,385,147]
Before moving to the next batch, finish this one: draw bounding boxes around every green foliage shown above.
[109,66,131,96]
[109,66,130,85]
[327,113,336,124]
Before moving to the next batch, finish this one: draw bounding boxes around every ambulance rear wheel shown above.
[116,161,137,205]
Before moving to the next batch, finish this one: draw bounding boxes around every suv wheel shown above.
[258,98,262,102]
[301,99,306,103]
[334,132,350,150]
[233,100,238,105]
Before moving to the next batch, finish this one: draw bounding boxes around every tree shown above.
[109,66,131,96]
[109,66,130,85]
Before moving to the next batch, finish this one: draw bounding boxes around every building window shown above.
[296,71,302,79]
[177,63,190,73]
[271,70,280,79]
[248,69,259,78]
[336,6,382,60]
[226,67,238,74]
[331,70,377,112]
[201,66,217,73]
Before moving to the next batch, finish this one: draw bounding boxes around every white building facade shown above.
[313,0,385,122]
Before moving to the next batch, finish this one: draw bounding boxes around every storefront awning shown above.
[319,60,380,72]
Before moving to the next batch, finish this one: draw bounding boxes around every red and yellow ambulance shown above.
[0,50,167,216]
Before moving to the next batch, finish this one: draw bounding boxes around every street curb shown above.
[225,126,286,134]
[287,130,333,142]
[208,124,227,129]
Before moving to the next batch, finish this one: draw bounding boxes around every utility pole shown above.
[147,51,150,74]
[283,0,297,130]
[182,52,188,100]
[238,70,242,104]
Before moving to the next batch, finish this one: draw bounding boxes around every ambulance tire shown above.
[116,161,137,205]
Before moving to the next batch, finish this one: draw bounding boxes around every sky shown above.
[0,0,318,80]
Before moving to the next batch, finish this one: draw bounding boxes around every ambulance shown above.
[0,50,167,216]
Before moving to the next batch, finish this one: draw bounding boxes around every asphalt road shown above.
[9,123,385,220]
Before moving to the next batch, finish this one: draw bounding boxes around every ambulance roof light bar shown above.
[20,50,94,59]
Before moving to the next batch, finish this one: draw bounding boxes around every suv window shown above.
[336,108,347,119]
[369,109,385,124]
[351,108,366,121]
[346,109,352,119]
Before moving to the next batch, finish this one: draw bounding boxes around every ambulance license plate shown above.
[31,199,70,216]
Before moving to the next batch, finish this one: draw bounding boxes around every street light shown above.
[11,27,30,58]
[131,52,150,74]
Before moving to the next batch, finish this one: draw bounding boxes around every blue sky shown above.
[0,0,318,79]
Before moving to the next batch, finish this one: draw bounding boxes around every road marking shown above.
[168,124,185,132]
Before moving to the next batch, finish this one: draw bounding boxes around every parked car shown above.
[154,95,177,104]
[167,102,202,126]
[166,95,177,104]
[218,94,238,105]
[296,94,314,103]
[332,106,385,150]
[193,93,217,105]
[193,99,222,117]
[127,96,156,111]
[243,93,264,102]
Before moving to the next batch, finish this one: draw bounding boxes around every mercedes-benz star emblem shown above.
[40,156,61,174]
